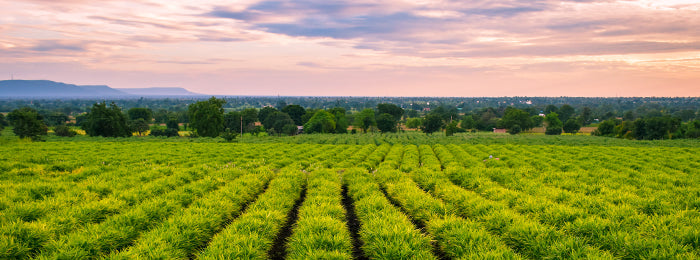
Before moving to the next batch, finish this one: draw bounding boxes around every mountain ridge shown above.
[0,80,203,98]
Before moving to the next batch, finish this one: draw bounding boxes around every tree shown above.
[376,113,397,133]
[188,97,225,138]
[44,112,69,126]
[282,105,306,125]
[544,112,563,135]
[558,104,575,123]
[264,111,295,135]
[592,119,618,137]
[498,107,533,134]
[445,121,459,136]
[0,113,6,131]
[580,107,593,125]
[460,115,475,130]
[328,107,348,133]
[131,118,150,136]
[303,110,336,134]
[7,107,48,140]
[406,118,422,129]
[82,102,131,137]
[354,108,376,133]
[53,125,77,137]
[531,115,544,127]
[509,124,522,135]
[563,118,582,134]
[421,114,444,134]
[545,105,558,114]
[166,119,179,130]
[128,108,153,122]
[377,103,404,121]
[258,107,278,126]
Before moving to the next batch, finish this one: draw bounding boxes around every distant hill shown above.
[116,87,202,96]
[0,80,129,98]
[0,80,203,98]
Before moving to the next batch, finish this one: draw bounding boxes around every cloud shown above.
[30,40,87,52]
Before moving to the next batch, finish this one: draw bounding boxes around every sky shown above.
[1,0,699,97]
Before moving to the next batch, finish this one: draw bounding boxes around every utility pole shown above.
[240,116,243,136]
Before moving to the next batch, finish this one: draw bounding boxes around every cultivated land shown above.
[1,135,699,259]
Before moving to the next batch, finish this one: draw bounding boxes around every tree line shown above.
[1,97,698,141]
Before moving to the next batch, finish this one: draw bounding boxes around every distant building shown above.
[493,128,507,134]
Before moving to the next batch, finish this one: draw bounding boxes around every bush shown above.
[53,125,77,137]
[545,126,562,135]
[150,128,179,137]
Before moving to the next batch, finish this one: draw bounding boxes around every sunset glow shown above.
[1,0,699,96]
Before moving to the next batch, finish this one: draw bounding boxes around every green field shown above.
[1,135,699,259]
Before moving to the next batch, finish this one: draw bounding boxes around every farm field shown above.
[1,139,699,259]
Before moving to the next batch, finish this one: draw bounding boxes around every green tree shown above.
[421,114,444,134]
[166,119,179,130]
[558,104,575,123]
[406,118,422,129]
[303,110,336,134]
[264,111,295,135]
[258,107,278,126]
[354,108,376,133]
[580,107,593,125]
[545,105,558,114]
[44,112,69,126]
[563,118,582,134]
[128,108,153,122]
[7,107,48,140]
[376,113,397,133]
[377,103,404,121]
[544,112,563,135]
[592,119,619,137]
[329,107,348,133]
[498,107,533,134]
[445,121,459,136]
[531,115,544,127]
[53,125,77,137]
[460,115,475,130]
[131,118,150,136]
[282,105,306,125]
[83,102,131,137]
[188,97,226,138]
[0,113,6,132]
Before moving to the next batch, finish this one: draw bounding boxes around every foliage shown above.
[53,125,77,137]
[303,110,336,134]
[377,103,404,121]
[445,121,459,136]
[563,118,582,134]
[282,104,306,125]
[544,112,563,135]
[460,115,475,129]
[593,116,690,140]
[149,127,179,137]
[406,118,422,129]
[127,108,153,122]
[499,107,533,134]
[188,97,225,138]
[328,107,349,133]
[7,107,48,140]
[354,108,376,133]
[264,111,295,135]
[130,118,150,136]
[376,113,397,133]
[558,104,575,123]
[82,102,131,138]
[44,112,69,126]
[421,114,444,134]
